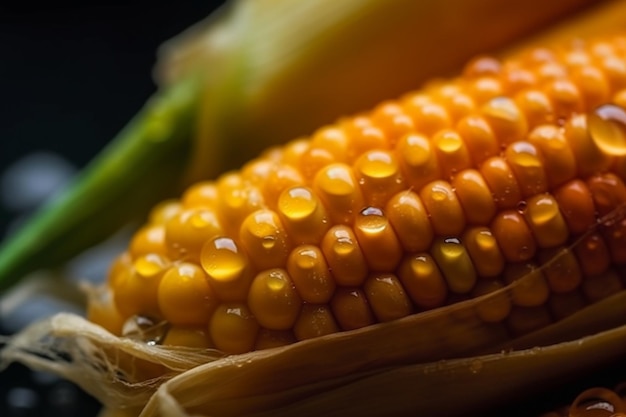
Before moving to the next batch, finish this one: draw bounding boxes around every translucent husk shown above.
[3,205,626,416]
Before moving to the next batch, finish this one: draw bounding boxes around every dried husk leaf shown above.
[144,316,626,417]
[4,286,626,417]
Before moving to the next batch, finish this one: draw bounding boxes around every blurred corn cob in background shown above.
[0,0,606,294]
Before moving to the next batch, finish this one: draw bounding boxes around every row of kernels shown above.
[130,170,625,325]
[105,209,625,355]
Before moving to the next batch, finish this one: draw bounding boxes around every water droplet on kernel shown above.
[588,104,626,156]
[262,236,276,249]
[516,200,528,213]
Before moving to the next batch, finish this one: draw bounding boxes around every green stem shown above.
[0,77,200,293]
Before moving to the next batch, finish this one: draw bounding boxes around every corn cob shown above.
[0,0,603,294]
[86,34,626,357]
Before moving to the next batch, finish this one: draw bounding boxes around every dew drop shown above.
[261,235,276,249]
[570,387,625,417]
[588,104,626,156]
[516,200,528,213]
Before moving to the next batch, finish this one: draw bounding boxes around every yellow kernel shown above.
[209,303,259,354]
[287,245,335,304]
[462,227,505,278]
[438,89,476,122]
[239,209,291,271]
[503,263,550,307]
[539,248,582,294]
[129,224,167,259]
[215,173,265,235]
[330,287,375,331]
[524,47,556,66]
[396,253,447,310]
[310,126,349,162]
[354,207,402,272]
[87,287,125,336]
[575,233,611,277]
[106,252,132,289]
[371,101,415,145]
[452,169,496,225]
[481,97,528,145]
[545,78,584,118]
[260,163,304,207]
[420,180,466,236]
[277,186,329,245]
[553,179,596,235]
[536,61,567,80]
[148,199,182,224]
[601,56,626,91]
[162,326,213,349]
[157,263,217,326]
[342,117,389,161]
[501,67,537,94]
[313,163,364,225]
[527,125,577,188]
[165,208,222,261]
[504,141,548,197]
[513,89,554,128]
[396,133,441,191]
[491,211,536,262]
[241,159,274,185]
[363,273,412,322]
[463,56,502,78]
[182,181,218,209]
[564,114,613,177]
[431,237,477,294]
[200,236,253,301]
[385,190,434,253]
[321,225,368,286]
[432,129,472,179]
[587,172,626,217]
[472,280,511,323]
[248,269,302,330]
[480,157,522,209]
[524,194,569,248]
[353,150,405,207]
[113,254,169,318]
[456,115,499,165]
[469,76,504,105]
[403,99,452,136]
[572,65,610,109]
[300,146,335,180]
[280,138,309,167]
[294,304,339,341]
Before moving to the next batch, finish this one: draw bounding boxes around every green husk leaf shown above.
[0,78,198,293]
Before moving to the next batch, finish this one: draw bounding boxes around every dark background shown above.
[0,2,224,416]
